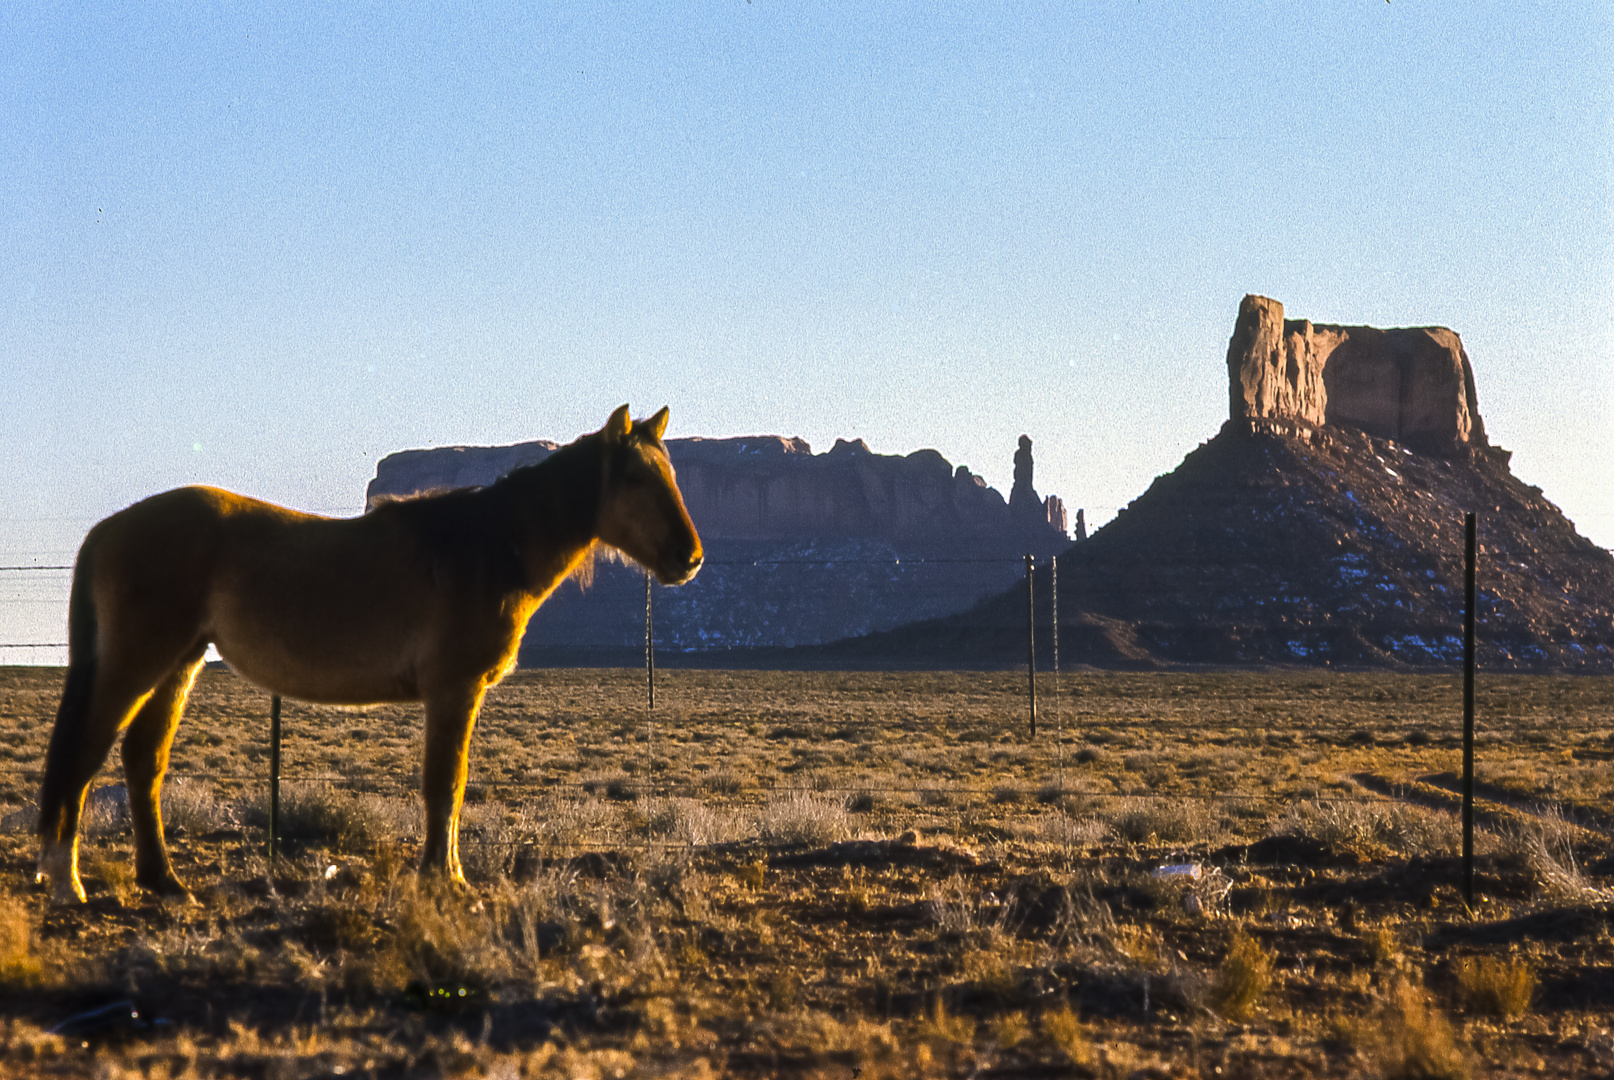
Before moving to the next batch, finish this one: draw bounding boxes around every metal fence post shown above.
[1025,554,1037,738]
[1463,512,1477,906]
[645,569,655,798]
[645,569,655,712]
[269,694,282,862]
[1052,555,1061,786]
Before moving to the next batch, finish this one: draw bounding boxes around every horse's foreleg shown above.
[419,685,488,884]
[121,650,206,899]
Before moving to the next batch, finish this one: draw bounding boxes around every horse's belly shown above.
[215,641,418,704]
[208,608,424,704]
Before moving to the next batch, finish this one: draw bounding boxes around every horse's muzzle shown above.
[659,552,703,586]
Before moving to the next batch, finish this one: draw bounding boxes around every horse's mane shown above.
[362,430,643,594]
[365,486,467,511]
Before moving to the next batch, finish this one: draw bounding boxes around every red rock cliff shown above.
[1227,294,1486,452]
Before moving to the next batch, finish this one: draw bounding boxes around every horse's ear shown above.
[604,404,632,442]
[640,407,670,442]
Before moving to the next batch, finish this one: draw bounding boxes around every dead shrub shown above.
[358,881,517,994]
[526,795,615,847]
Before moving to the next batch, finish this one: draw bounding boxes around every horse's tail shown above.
[37,540,100,842]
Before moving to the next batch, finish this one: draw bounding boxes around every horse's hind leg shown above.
[121,647,207,899]
[37,665,161,904]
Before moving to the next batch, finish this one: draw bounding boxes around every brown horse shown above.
[37,406,702,903]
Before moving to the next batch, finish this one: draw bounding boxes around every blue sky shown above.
[3,2,1610,660]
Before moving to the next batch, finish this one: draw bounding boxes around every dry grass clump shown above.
[1496,808,1609,901]
[1365,924,1403,966]
[1040,1004,1095,1067]
[159,778,237,835]
[370,882,522,992]
[81,849,138,906]
[1208,929,1272,1022]
[987,1009,1031,1049]
[924,874,981,935]
[80,783,129,838]
[1041,810,1104,849]
[522,794,617,847]
[644,797,745,847]
[990,782,1026,805]
[916,997,975,1053]
[0,893,44,989]
[1279,798,1452,856]
[243,783,416,854]
[1360,979,1470,1080]
[1454,954,1537,1018]
[754,791,853,845]
[1109,797,1215,845]
[845,789,885,813]
[700,769,745,796]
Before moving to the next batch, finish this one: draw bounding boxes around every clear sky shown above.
[3,2,1611,661]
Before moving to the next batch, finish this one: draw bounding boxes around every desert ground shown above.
[0,664,1611,1078]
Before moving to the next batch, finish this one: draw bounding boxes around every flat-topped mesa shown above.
[369,432,1068,549]
[1227,294,1487,453]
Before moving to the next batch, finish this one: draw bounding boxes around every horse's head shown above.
[595,405,704,586]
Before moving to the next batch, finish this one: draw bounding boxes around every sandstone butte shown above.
[836,295,1614,672]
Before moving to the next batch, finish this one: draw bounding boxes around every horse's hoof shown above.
[37,845,86,904]
[47,878,88,906]
[139,872,196,903]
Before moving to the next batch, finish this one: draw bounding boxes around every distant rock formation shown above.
[371,433,1056,547]
[1227,294,1486,453]
[367,432,1070,661]
[1044,495,1068,537]
[1009,435,1039,517]
[825,296,1614,672]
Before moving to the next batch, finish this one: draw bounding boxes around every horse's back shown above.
[86,487,439,701]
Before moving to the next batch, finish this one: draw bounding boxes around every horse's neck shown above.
[494,440,602,596]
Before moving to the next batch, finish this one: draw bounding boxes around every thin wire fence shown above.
[2,536,1612,867]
